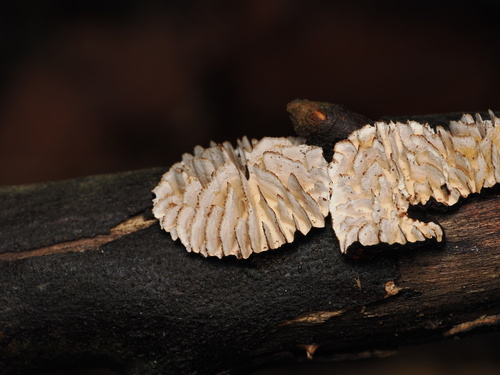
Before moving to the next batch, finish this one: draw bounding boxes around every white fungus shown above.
[329,111,500,253]
[153,137,331,258]
[154,111,500,258]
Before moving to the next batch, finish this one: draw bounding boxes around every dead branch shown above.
[1,110,499,375]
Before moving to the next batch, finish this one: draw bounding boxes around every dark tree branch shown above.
[1,110,500,375]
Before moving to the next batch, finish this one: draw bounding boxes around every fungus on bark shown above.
[153,137,331,258]
[329,111,500,254]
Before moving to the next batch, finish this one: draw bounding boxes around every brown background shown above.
[1,1,499,186]
[1,1,499,374]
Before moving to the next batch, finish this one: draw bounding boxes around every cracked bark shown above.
[1,110,500,375]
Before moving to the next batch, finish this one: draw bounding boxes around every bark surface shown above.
[1,112,499,375]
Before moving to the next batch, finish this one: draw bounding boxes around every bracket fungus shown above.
[154,103,500,259]
[153,137,331,258]
[329,111,500,254]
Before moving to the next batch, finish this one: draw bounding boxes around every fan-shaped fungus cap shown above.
[153,137,331,258]
[329,112,500,254]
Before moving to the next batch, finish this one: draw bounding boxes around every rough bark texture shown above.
[1,111,500,375]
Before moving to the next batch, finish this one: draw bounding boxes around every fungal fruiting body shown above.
[329,112,500,254]
[153,137,331,258]
[154,109,500,258]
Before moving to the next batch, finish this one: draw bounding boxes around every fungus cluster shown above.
[152,137,331,258]
[153,111,500,258]
[329,112,500,253]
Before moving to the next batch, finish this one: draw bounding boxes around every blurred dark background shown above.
[1,0,500,186]
[1,1,500,374]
